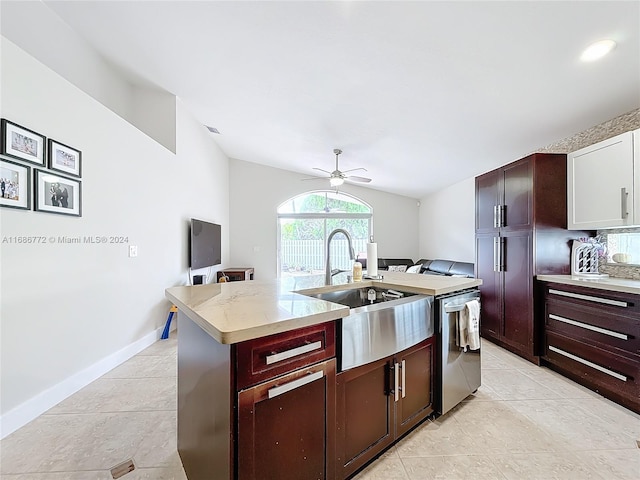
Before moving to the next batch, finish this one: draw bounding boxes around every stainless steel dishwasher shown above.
[436,289,481,415]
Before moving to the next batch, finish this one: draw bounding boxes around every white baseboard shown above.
[0,326,166,439]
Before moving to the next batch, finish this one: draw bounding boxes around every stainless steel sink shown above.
[306,286,417,309]
[302,286,434,371]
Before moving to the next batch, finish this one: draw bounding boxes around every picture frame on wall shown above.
[1,119,46,166]
[0,158,31,210]
[34,169,82,217]
[48,139,81,177]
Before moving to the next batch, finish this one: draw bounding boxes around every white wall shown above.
[416,109,640,266]
[229,159,420,279]
[0,1,133,121]
[1,1,178,153]
[130,86,177,154]
[0,39,229,436]
[418,177,475,263]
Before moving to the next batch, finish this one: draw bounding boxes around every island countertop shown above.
[165,272,482,344]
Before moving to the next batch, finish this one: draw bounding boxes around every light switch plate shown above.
[129,245,138,257]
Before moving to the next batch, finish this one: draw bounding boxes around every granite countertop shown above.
[537,274,640,295]
[165,272,482,344]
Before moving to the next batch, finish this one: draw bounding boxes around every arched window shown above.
[277,190,372,278]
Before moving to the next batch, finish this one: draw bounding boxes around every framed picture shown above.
[0,158,31,210]
[34,169,81,217]
[1,119,46,165]
[48,139,81,177]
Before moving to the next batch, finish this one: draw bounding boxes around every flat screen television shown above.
[189,218,222,269]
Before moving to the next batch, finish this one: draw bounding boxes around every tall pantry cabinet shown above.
[475,153,590,362]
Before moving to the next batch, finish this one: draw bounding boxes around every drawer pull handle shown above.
[549,289,629,308]
[549,314,629,340]
[394,362,400,402]
[401,359,406,399]
[548,345,628,382]
[268,370,324,399]
[265,341,323,365]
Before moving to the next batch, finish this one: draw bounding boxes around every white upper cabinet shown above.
[567,130,638,230]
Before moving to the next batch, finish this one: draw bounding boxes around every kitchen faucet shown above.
[325,228,355,285]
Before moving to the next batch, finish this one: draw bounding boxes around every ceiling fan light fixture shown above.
[330,176,344,187]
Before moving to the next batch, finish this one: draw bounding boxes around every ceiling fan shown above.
[303,149,372,187]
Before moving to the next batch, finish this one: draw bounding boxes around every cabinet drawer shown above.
[545,285,639,315]
[545,331,639,413]
[235,322,336,389]
[546,299,639,357]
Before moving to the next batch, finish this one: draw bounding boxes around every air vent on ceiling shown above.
[205,125,221,134]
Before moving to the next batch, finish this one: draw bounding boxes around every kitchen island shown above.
[166,272,481,480]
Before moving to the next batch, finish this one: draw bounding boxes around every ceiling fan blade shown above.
[346,175,372,183]
[312,167,332,174]
[342,167,368,174]
[300,176,326,181]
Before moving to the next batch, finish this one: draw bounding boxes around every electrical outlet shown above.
[129,245,138,257]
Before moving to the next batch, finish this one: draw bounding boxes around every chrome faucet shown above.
[325,228,355,285]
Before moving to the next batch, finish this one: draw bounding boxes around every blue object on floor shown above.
[161,305,178,339]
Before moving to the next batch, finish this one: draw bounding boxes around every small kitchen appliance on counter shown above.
[570,240,609,277]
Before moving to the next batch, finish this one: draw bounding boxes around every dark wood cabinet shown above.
[336,338,434,479]
[395,340,433,437]
[540,282,639,414]
[336,356,393,479]
[475,153,593,361]
[177,313,337,480]
[238,359,336,480]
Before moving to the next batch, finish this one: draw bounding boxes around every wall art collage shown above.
[0,118,82,217]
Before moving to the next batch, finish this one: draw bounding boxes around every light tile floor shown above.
[1,335,638,480]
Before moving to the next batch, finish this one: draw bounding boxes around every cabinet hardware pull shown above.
[493,205,498,228]
[265,341,323,365]
[498,204,505,227]
[548,346,628,382]
[401,359,406,399]
[549,314,629,340]
[267,370,324,399]
[548,289,629,308]
[499,237,505,271]
[394,362,400,402]
[493,237,500,272]
[621,187,629,219]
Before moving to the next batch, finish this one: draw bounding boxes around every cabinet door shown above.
[567,131,634,229]
[238,359,336,480]
[476,170,501,232]
[476,234,501,340]
[502,159,532,230]
[502,231,533,353]
[396,338,434,438]
[336,357,393,479]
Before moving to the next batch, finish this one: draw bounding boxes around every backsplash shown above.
[597,228,640,280]
[534,108,640,280]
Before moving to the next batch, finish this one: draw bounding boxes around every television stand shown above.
[217,268,254,282]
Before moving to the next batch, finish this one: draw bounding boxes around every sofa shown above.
[355,256,475,278]
[415,259,475,278]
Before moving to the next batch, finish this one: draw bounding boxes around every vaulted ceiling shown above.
[3,1,639,198]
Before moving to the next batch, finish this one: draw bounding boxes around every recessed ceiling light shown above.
[580,39,617,62]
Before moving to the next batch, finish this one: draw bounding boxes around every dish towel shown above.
[457,299,481,352]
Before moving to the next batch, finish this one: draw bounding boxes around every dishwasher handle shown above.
[444,297,480,313]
